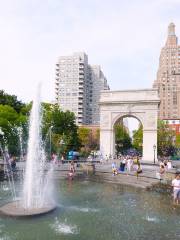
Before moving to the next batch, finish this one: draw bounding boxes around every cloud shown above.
[0,0,180,102]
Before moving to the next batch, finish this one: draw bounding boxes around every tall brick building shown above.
[153,23,180,119]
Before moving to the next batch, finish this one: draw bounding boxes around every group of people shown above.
[111,156,142,177]
[156,159,180,205]
[51,153,76,180]
[156,159,172,180]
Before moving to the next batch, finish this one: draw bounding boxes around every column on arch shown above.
[100,128,114,159]
[142,129,157,162]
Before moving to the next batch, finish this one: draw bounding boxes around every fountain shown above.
[0,86,56,217]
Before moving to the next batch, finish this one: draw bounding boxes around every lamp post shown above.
[153,144,156,164]
[59,138,65,160]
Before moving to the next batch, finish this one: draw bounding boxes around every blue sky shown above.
[0,0,180,103]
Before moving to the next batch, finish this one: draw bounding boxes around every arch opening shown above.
[113,115,143,157]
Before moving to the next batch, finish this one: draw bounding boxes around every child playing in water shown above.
[172,173,180,205]
[112,162,118,176]
[136,159,142,178]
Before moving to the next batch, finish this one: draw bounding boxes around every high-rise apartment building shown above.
[55,52,109,125]
[88,65,109,124]
[153,23,180,119]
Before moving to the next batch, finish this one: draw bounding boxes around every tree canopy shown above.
[0,90,25,113]
[0,103,28,155]
[157,120,176,156]
[0,90,81,159]
[77,127,100,156]
[42,103,80,157]
[132,125,143,153]
[114,123,132,155]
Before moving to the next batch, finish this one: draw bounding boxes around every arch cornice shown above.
[112,112,144,128]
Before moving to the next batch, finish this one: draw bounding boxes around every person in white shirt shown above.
[167,160,172,170]
[127,157,133,173]
[172,173,180,205]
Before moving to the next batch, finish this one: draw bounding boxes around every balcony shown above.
[78,109,83,113]
[79,65,84,70]
[78,89,83,94]
[78,99,83,104]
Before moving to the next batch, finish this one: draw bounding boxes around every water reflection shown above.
[0,180,180,240]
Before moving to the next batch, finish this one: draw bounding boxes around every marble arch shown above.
[99,89,160,162]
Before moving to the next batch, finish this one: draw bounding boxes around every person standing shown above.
[136,157,142,178]
[172,173,180,205]
[167,160,172,170]
[105,155,108,163]
[127,157,133,173]
[112,162,117,176]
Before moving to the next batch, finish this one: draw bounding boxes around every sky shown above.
[0,0,180,104]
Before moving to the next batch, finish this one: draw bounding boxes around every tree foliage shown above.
[132,125,143,153]
[114,123,132,155]
[0,90,25,113]
[42,103,80,157]
[157,120,176,156]
[77,127,100,156]
[0,104,28,156]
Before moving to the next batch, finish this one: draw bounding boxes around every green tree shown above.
[132,125,143,153]
[42,103,80,157]
[114,123,132,155]
[91,128,100,150]
[176,135,180,148]
[0,90,25,113]
[157,120,176,156]
[77,127,100,156]
[0,104,28,156]
[78,127,91,147]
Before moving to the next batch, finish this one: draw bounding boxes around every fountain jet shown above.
[0,85,56,217]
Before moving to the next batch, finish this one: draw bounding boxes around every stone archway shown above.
[99,89,160,162]
[113,114,142,156]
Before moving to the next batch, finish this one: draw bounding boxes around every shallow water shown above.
[0,180,180,240]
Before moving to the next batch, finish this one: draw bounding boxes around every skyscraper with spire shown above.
[153,23,180,119]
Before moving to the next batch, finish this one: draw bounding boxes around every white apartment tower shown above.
[153,23,180,119]
[55,52,109,125]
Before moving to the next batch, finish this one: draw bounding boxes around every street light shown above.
[59,138,65,160]
[153,144,156,164]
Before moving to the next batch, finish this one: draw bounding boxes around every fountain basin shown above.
[0,201,56,217]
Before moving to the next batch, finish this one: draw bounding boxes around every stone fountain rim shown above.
[0,200,56,217]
